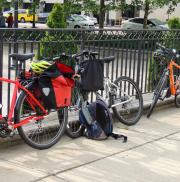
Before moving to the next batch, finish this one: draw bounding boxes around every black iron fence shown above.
[0,29,180,114]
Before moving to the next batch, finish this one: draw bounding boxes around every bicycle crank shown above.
[111,96,132,108]
[0,118,11,138]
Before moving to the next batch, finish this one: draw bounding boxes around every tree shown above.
[0,0,9,11]
[99,0,105,29]
[132,0,180,28]
[81,0,100,15]
[99,0,130,28]
[63,0,81,18]
[47,3,66,28]
[31,0,40,28]
[62,0,130,29]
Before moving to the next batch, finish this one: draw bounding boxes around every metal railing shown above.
[0,28,180,114]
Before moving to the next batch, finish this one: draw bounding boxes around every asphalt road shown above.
[4,22,122,29]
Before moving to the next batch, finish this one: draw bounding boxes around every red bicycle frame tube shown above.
[0,77,47,129]
[168,60,180,95]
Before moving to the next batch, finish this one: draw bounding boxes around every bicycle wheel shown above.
[14,84,68,150]
[111,76,143,126]
[66,86,84,138]
[175,92,180,108]
[147,74,168,118]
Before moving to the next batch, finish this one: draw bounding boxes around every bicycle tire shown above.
[14,84,68,150]
[111,76,143,126]
[66,86,84,138]
[147,74,168,118]
[175,92,180,108]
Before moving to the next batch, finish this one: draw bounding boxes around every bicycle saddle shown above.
[100,56,115,63]
[9,53,35,62]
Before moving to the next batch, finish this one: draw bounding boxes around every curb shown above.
[143,97,175,114]
[0,97,176,149]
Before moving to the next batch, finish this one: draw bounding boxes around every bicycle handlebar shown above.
[156,43,166,50]
[72,51,99,59]
[156,43,179,59]
[51,51,99,62]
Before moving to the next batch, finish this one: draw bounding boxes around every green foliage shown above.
[47,4,66,28]
[41,3,79,63]
[63,0,81,18]
[132,0,180,28]
[132,0,180,10]
[38,32,79,62]
[82,0,100,14]
[0,0,10,11]
[168,17,180,29]
[148,56,167,91]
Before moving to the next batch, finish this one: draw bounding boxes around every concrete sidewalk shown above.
[0,106,180,182]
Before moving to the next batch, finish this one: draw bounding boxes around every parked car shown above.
[38,12,49,23]
[67,14,95,29]
[121,17,169,30]
[80,15,98,25]
[3,9,38,23]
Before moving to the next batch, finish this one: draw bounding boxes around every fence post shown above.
[80,30,85,51]
[136,31,143,91]
[0,32,3,114]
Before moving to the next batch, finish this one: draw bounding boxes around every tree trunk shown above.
[32,1,36,28]
[99,0,105,29]
[143,0,149,29]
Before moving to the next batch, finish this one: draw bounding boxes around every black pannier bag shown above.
[80,58,104,91]
[38,63,74,110]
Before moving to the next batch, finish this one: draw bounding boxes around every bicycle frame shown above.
[0,77,47,129]
[168,60,180,95]
[100,77,132,108]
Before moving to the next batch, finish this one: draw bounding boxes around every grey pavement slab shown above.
[0,159,47,182]
[167,132,180,141]
[0,129,155,175]
[38,176,67,182]
[0,105,179,182]
[57,136,180,182]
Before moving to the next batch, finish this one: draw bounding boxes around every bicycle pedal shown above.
[69,106,79,111]
[159,96,166,101]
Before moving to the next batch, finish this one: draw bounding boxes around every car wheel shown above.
[74,25,80,29]
[20,18,26,23]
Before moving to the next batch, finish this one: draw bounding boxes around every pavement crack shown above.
[33,174,70,182]
[52,130,180,175]
[8,130,180,182]
[165,138,180,142]
[127,128,165,137]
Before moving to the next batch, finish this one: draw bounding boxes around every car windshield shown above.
[3,10,13,14]
[150,18,165,25]
[72,15,86,21]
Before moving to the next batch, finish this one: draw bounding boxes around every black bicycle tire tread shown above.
[14,85,67,150]
[175,93,180,108]
[147,75,168,118]
[66,86,84,138]
[66,122,84,138]
[112,76,143,126]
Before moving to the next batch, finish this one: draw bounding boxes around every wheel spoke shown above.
[112,76,143,126]
[14,86,67,149]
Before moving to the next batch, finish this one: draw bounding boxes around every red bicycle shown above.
[0,53,68,150]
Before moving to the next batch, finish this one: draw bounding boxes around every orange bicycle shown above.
[147,43,180,118]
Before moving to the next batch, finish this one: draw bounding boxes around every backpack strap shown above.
[110,133,128,143]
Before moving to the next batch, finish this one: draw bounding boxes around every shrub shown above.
[39,3,78,66]
[168,17,180,29]
[47,3,66,28]
[39,33,78,60]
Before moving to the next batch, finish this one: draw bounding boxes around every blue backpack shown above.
[79,99,127,142]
